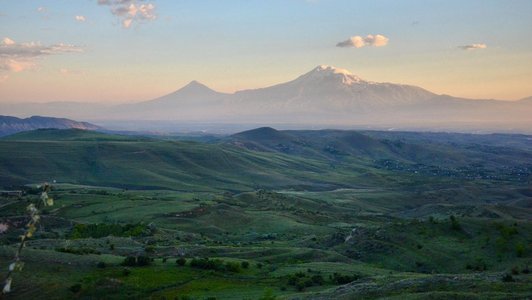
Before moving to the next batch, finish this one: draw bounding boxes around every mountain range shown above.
[0,115,100,137]
[1,65,531,133]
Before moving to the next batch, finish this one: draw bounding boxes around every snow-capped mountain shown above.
[1,65,530,132]
[232,65,436,114]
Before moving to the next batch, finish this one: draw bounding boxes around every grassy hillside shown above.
[0,128,531,299]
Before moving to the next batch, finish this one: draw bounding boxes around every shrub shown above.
[176,257,186,266]
[332,273,359,285]
[225,262,241,273]
[69,283,82,293]
[311,274,324,285]
[190,258,225,271]
[122,256,137,267]
[502,273,514,282]
[70,223,147,239]
[136,255,151,266]
[122,268,131,276]
[122,255,151,267]
[516,243,525,257]
[241,261,250,269]
[511,266,520,275]
[449,215,461,231]
[97,261,106,269]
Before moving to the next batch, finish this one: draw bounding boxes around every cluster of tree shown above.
[286,271,325,291]
[56,247,101,255]
[187,257,248,273]
[284,270,360,291]
[122,255,151,267]
[70,223,148,239]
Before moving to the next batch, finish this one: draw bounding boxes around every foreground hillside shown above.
[0,128,531,299]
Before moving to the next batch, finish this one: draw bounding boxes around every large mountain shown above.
[231,65,436,114]
[0,115,100,137]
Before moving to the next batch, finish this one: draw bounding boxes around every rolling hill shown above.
[1,128,530,197]
[1,128,531,299]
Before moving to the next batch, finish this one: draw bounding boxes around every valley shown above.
[0,128,530,299]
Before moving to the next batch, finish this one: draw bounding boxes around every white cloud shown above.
[459,43,487,50]
[336,34,389,48]
[75,15,86,22]
[98,0,157,28]
[3,37,15,45]
[37,7,46,13]
[0,38,83,73]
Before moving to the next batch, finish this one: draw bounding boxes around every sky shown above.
[1,0,532,103]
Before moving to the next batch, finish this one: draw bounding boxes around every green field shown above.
[0,128,531,299]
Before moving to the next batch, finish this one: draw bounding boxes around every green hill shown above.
[0,128,531,299]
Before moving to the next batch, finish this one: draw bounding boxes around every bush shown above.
[516,243,525,257]
[97,261,106,268]
[511,266,520,275]
[122,268,131,276]
[311,274,324,285]
[190,258,224,271]
[502,273,514,282]
[225,262,241,273]
[449,215,461,231]
[137,255,151,266]
[241,261,250,269]
[122,255,151,267]
[332,273,359,285]
[70,223,148,239]
[122,256,137,267]
[176,257,186,266]
[69,283,82,293]
[522,265,530,274]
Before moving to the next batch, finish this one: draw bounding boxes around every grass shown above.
[0,128,531,299]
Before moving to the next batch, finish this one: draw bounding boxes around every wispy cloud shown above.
[97,0,157,28]
[37,7,47,13]
[0,37,83,73]
[75,15,86,22]
[59,68,84,76]
[336,34,389,48]
[458,43,487,50]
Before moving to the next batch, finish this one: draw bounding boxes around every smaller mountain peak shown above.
[176,80,219,94]
[185,80,207,88]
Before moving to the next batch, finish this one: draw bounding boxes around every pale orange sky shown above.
[1,1,532,103]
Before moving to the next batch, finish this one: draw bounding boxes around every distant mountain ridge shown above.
[0,115,100,137]
[115,65,531,130]
[1,65,531,133]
